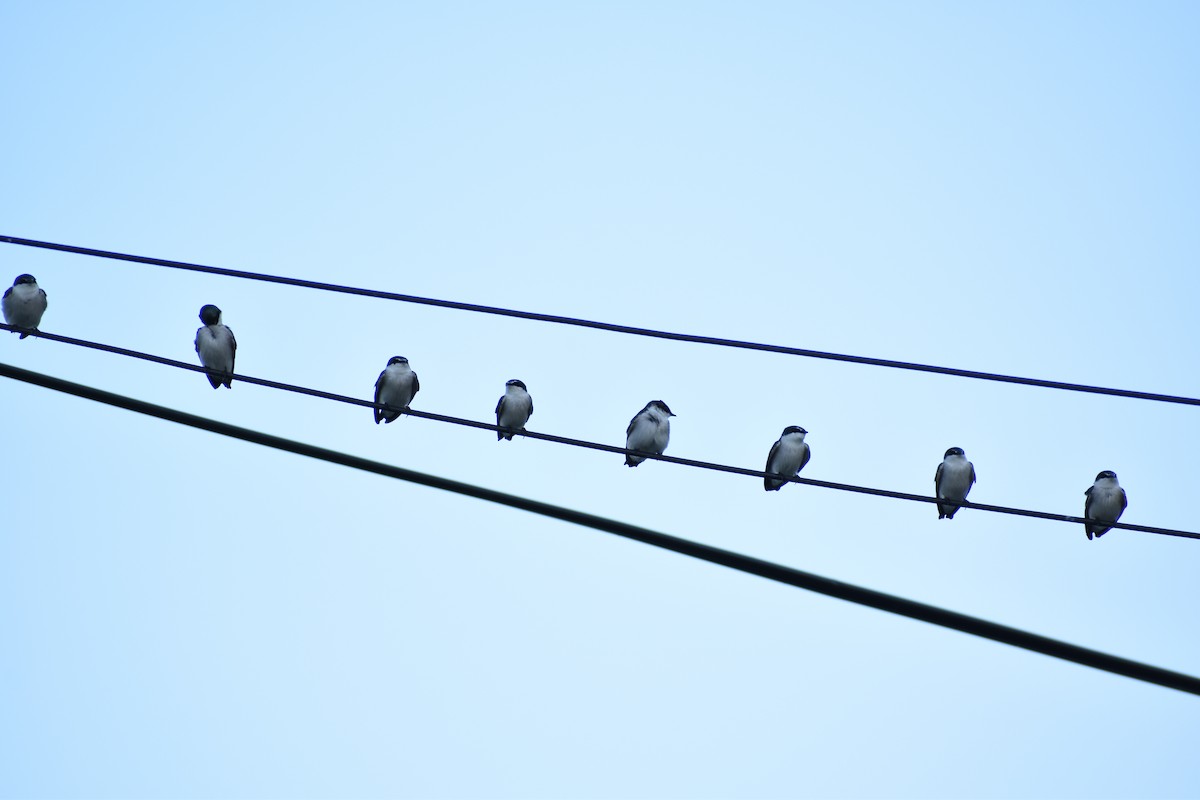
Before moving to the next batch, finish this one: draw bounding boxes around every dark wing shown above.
[934,461,944,491]
[373,370,388,423]
[2,287,10,300]
[626,412,641,439]
[227,328,236,372]
[494,395,506,439]
[1120,489,1128,513]
[527,396,533,418]
[1083,485,1098,539]
[764,440,781,473]
[762,440,781,490]
[411,372,420,397]
[969,463,977,486]
[798,444,811,473]
[40,288,47,304]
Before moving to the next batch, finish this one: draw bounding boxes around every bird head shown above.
[198,304,223,325]
[649,400,675,417]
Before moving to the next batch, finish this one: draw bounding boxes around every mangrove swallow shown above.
[625,400,674,467]
[935,446,976,519]
[1084,470,1127,540]
[2,274,48,338]
[194,304,237,389]
[764,426,811,491]
[374,356,419,423]
[495,379,533,441]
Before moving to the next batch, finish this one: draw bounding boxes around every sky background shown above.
[2,2,1199,797]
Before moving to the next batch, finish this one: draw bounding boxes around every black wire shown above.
[4,322,1195,540]
[1,359,1196,696]
[4,234,1197,407]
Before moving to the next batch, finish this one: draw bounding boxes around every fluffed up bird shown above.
[194,304,237,389]
[495,379,533,440]
[2,274,48,338]
[624,400,674,467]
[763,426,811,491]
[935,446,976,519]
[374,356,419,423]
[1084,470,1127,540]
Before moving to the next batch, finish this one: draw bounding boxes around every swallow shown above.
[495,379,533,440]
[2,274,48,338]
[374,356,419,423]
[935,446,976,519]
[763,426,811,491]
[624,400,674,467]
[194,304,237,389]
[1084,470,1127,540]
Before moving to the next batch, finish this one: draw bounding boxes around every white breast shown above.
[2,284,47,328]
[1089,481,1124,521]
[498,389,532,428]
[769,436,808,475]
[937,456,974,501]
[378,365,416,408]
[627,413,669,454]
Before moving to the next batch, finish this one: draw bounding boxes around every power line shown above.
[3,234,1197,408]
[4,322,1195,540]
[1,359,1196,697]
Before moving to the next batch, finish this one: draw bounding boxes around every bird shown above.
[934,446,976,519]
[763,426,811,491]
[1084,470,1128,540]
[2,274,48,339]
[495,379,533,441]
[624,400,674,467]
[193,304,237,389]
[374,356,419,423]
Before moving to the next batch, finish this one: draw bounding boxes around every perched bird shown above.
[1084,470,1128,540]
[2,274,48,338]
[193,304,237,389]
[934,446,976,519]
[763,426,811,491]
[495,379,533,441]
[374,356,420,423]
[624,400,674,467]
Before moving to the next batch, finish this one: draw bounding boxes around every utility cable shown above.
[3,323,1195,540]
[3,235,1197,407]
[1,360,1196,697]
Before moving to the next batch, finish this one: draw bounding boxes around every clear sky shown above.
[2,2,1199,798]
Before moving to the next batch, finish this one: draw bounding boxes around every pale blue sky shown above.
[2,2,1199,797]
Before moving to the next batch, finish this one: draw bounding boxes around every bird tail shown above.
[625,454,641,467]
[206,372,222,390]
[938,499,964,519]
